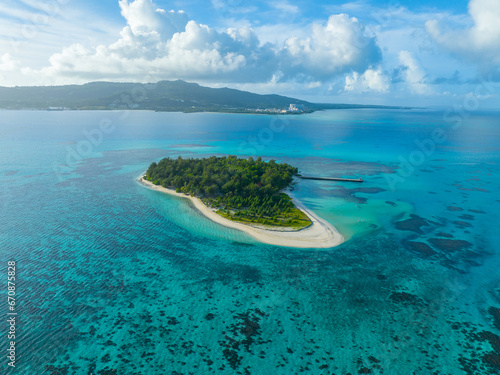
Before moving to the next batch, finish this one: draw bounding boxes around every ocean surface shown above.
[1,109,499,374]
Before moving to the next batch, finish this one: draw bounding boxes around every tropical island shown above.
[145,155,311,228]
[140,155,344,248]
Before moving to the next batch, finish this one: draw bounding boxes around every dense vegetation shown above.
[144,156,311,229]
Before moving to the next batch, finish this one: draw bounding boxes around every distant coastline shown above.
[0,107,409,115]
[138,175,344,249]
[0,80,411,113]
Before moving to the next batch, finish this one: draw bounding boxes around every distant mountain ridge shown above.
[0,80,404,112]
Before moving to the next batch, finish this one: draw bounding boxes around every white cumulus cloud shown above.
[0,54,19,71]
[426,0,500,75]
[119,0,188,38]
[0,54,20,84]
[344,68,389,92]
[31,0,272,83]
[398,51,431,95]
[280,14,381,81]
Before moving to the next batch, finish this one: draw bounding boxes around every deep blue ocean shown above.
[1,109,499,374]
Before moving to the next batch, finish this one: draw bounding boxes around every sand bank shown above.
[138,176,344,248]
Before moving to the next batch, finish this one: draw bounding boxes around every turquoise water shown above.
[1,109,499,374]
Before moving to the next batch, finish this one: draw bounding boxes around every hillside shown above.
[0,80,405,113]
[0,80,311,112]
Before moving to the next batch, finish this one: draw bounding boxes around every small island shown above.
[140,156,344,248]
[145,155,311,229]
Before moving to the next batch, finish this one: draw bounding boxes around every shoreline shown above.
[0,108,314,115]
[138,175,344,249]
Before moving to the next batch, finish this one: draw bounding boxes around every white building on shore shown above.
[289,104,305,112]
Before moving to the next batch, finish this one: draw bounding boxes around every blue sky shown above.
[0,0,498,107]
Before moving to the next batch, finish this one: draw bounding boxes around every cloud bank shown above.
[28,0,381,85]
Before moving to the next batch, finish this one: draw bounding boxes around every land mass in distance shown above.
[0,80,408,113]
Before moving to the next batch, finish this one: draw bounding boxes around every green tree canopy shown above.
[145,155,310,229]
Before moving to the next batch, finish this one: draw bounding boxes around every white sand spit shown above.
[138,176,344,248]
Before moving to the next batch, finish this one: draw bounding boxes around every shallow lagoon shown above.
[1,109,499,374]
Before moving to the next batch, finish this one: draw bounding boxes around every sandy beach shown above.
[138,175,344,248]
